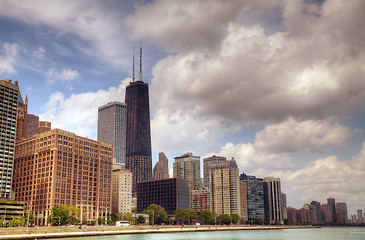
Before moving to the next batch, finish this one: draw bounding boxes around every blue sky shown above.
[1,0,364,215]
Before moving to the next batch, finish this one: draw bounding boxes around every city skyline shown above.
[0,0,364,214]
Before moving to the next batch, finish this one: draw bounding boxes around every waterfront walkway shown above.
[0,225,318,240]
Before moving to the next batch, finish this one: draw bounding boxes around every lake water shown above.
[62,227,365,240]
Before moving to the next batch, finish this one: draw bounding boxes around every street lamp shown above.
[27,202,32,232]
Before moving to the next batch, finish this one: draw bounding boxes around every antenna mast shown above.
[139,38,143,82]
[132,46,135,82]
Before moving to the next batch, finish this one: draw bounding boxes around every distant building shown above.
[173,153,201,191]
[209,158,241,217]
[137,178,190,215]
[191,188,210,212]
[153,152,169,180]
[98,102,127,168]
[310,201,322,224]
[0,80,19,199]
[357,209,363,223]
[327,197,336,222]
[26,114,39,138]
[321,204,333,224]
[281,192,287,220]
[240,181,248,222]
[14,129,113,225]
[36,121,51,135]
[112,169,132,215]
[240,173,265,221]
[335,202,348,224]
[263,177,282,224]
[203,155,226,187]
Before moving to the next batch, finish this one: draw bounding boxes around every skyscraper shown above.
[0,80,20,199]
[203,155,226,187]
[336,202,348,224]
[240,173,265,221]
[327,197,336,222]
[98,101,127,167]
[173,152,201,191]
[15,89,27,141]
[25,114,39,138]
[125,45,152,194]
[209,158,241,217]
[310,201,322,224]
[153,152,169,180]
[263,177,282,224]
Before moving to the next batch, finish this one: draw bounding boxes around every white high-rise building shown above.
[264,177,282,224]
[112,169,132,215]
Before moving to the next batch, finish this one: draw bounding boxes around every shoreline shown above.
[0,225,319,240]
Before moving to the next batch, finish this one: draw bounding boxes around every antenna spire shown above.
[139,38,143,82]
[132,46,135,82]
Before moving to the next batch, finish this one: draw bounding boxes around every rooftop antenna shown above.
[139,38,143,82]
[132,46,135,82]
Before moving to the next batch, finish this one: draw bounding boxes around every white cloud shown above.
[0,42,19,75]
[46,68,80,87]
[254,117,350,153]
[39,78,129,138]
[33,47,46,60]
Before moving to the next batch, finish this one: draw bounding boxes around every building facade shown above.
[203,155,226,188]
[98,102,127,168]
[125,81,152,194]
[15,87,27,141]
[112,169,132,215]
[153,152,169,180]
[191,188,210,212]
[321,203,333,224]
[209,158,241,217]
[36,121,51,135]
[26,114,39,138]
[327,197,336,222]
[263,177,282,224]
[240,181,248,222]
[137,178,190,215]
[310,201,322,224]
[13,129,113,225]
[240,173,265,221]
[173,153,201,191]
[0,80,19,199]
[336,202,348,224]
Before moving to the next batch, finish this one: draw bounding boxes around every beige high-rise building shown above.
[209,158,241,217]
[173,153,201,191]
[203,155,226,187]
[112,169,132,215]
[153,152,169,180]
[13,129,113,225]
[321,203,333,223]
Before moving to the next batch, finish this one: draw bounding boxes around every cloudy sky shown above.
[1,0,364,215]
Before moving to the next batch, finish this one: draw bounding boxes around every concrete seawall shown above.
[0,225,319,240]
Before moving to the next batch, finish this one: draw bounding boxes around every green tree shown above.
[231,214,240,224]
[176,209,197,225]
[110,212,119,223]
[122,212,135,222]
[198,210,214,225]
[136,215,146,224]
[142,204,168,225]
[10,218,26,226]
[98,218,106,225]
[217,214,232,225]
[59,205,80,224]
[0,217,4,227]
[48,206,67,225]
[25,210,35,225]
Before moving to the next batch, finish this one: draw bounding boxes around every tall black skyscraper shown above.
[125,45,152,194]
